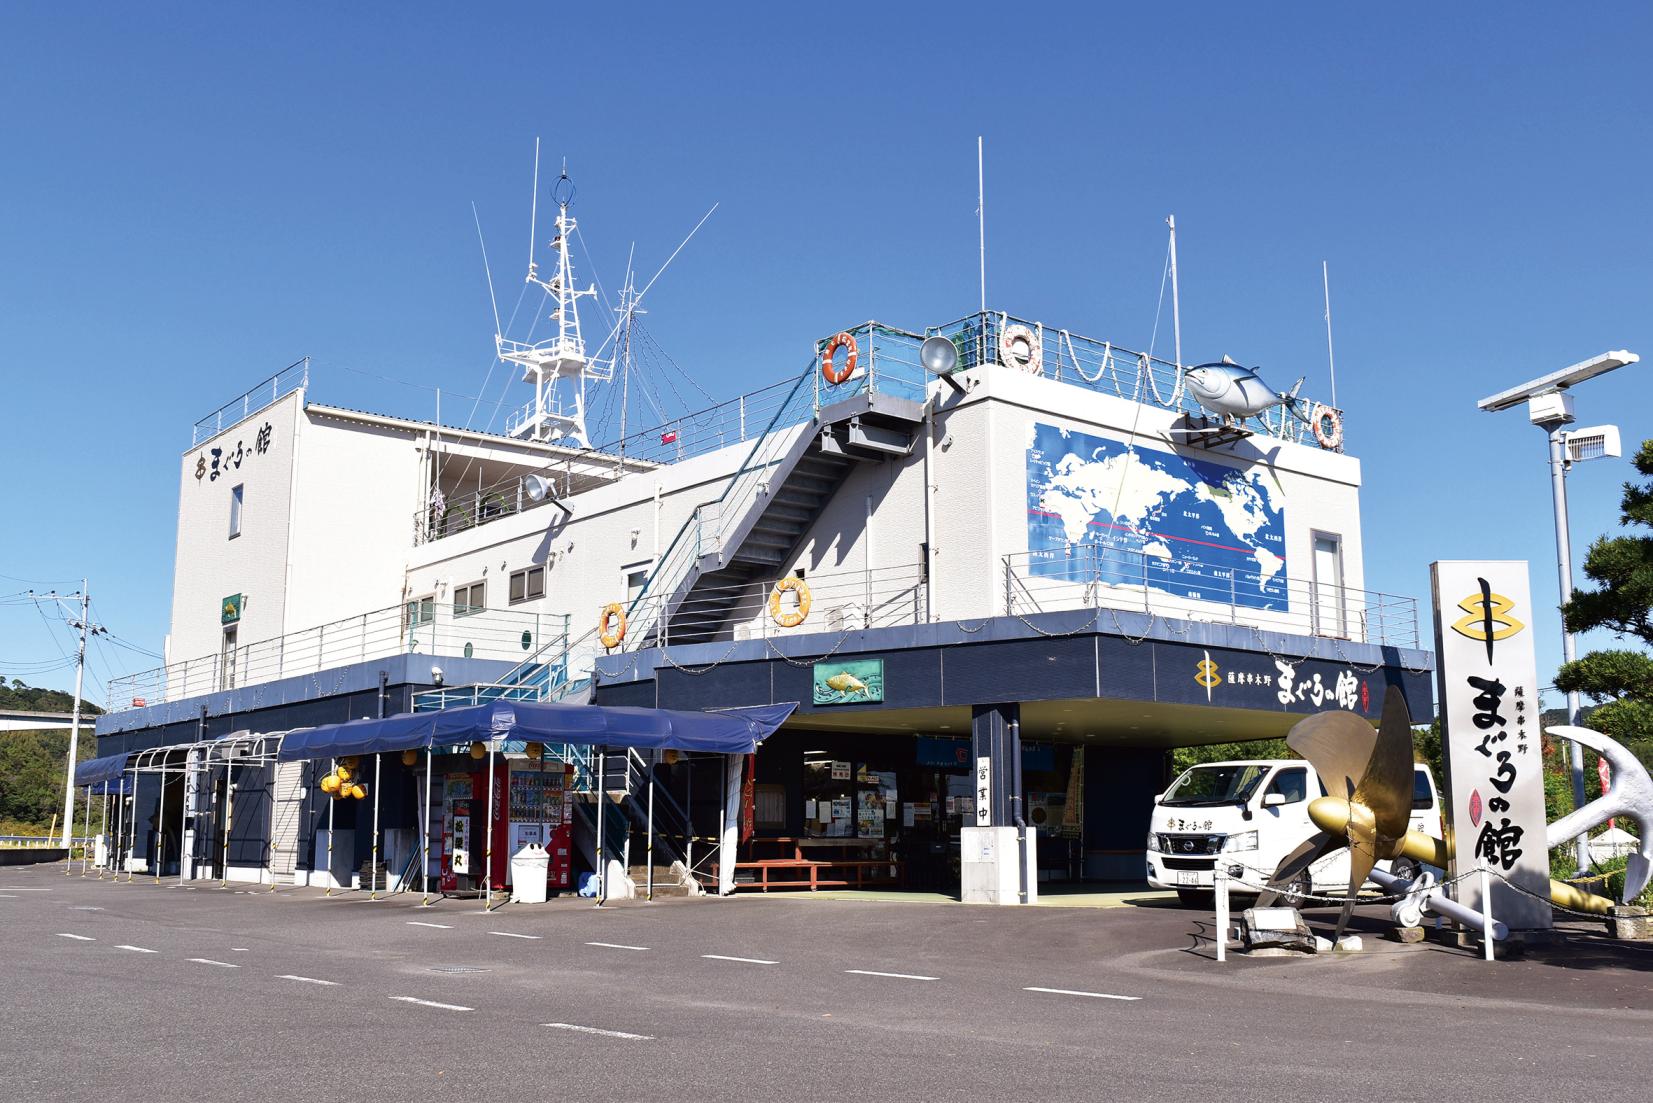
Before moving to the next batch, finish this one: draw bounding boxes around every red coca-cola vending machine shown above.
[439,765,511,893]
[507,760,574,893]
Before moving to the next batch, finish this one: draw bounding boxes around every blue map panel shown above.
[1026,423,1288,611]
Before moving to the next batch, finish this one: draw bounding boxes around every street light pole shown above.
[1539,418,1590,871]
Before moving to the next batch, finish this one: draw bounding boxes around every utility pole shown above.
[59,582,90,848]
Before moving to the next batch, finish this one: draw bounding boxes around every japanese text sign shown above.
[1431,560,1552,930]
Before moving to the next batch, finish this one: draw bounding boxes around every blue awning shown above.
[276,699,797,763]
[74,753,129,787]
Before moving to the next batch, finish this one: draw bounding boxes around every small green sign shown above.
[813,658,884,706]
[221,593,244,625]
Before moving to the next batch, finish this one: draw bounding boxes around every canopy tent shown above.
[276,699,797,763]
[74,752,130,788]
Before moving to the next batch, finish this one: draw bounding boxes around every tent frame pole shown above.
[325,758,336,896]
[155,758,168,884]
[596,746,607,907]
[370,753,382,901]
[221,757,235,888]
[483,741,497,912]
[124,765,138,882]
[421,749,433,906]
[646,752,655,903]
[79,785,92,876]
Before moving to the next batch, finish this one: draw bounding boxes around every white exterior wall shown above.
[170,391,302,667]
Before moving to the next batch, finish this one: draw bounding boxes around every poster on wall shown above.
[1026,422,1288,610]
[814,659,885,706]
[1431,560,1552,930]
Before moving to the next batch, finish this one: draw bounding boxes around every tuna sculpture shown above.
[1183,356,1305,426]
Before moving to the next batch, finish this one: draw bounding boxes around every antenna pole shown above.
[977,136,987,313]
[1322,260,1338,409]
[1166,215,1182,369]
[58,582,90,848]
[527,138,541,279]
[618,248,636,467]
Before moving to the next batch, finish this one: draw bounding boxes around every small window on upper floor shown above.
[509,565,545,605]
[229,484,244,539]
[454,581,485,617]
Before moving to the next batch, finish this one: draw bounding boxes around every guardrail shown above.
[649,561,928,645]
[107,605,570,711]
[1003,549,1417,649]
[192,359,309,445]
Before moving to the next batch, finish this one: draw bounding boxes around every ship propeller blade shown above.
[1286,710,1377,804]
[1257,830,1341,907]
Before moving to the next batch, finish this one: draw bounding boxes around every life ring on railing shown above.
[820,332,858,385]
[1311,404,1344,450]
[598,602,627,649]
[999,323,1043,374]
[768,576,812,628]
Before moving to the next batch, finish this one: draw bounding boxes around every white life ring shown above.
[999,323,1043,374]
[1311,404,1344,450]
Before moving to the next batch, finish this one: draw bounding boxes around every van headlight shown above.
[1221,831,1258,853]
[1146,832,1161,853]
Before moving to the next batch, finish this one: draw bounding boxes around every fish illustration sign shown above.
[1431,560,1552,931]
[813,659,884,706]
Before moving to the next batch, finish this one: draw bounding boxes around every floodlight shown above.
[1562,424,1621,463]
[920,335,959,375]
[1476,351,1638,413]
[524,474,552,502]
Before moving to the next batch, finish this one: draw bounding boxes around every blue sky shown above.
[2,5,1649,708]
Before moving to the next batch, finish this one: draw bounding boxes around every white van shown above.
[1145,759,1441,906]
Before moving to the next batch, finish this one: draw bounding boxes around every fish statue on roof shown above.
[1183,356,1306,426]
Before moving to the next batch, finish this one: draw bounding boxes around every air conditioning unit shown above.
[1563,424,1621,463]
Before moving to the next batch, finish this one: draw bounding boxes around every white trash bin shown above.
[511,843,550,904]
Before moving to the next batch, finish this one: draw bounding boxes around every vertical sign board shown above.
[974,757,992,827]
[1431,561,1553,930]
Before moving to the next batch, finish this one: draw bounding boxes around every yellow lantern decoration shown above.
[349,784,367,800]
[336,764,353,783]
[320,774,340,794]
[469,741,487,760]
[401,749,419,767]
[525,742,543,761]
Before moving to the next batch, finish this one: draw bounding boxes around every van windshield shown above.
[1162,764,1270,807]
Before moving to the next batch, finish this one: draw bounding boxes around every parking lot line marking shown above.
[55,933,95,941]
[231,948,250,952]
[406,921,453,929]
[115,945,158,954]
[390,996,473,1012]
[585,941,648,951]
[0,893,18,898]
[702,954,779,965]
[188,958,239,968]
[276,974,339,986]
[543,1022,653,1040]
[1023,986,1141,1002]
[488,931,543,940]
[845,969,937,981]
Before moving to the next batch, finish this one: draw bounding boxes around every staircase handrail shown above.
[620,358,817,647]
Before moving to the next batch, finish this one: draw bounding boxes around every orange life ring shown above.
[1311,404,1344,450]
[821,332,858,385]
[768,576,812,628]
[599,602,627,649]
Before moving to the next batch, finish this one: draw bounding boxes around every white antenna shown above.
[1322,260,1339,409]
[977,136,987,312]
[632,203,718,303]
[527,137,541,281]
[1166,215,1183,368]
[472,202,501,337]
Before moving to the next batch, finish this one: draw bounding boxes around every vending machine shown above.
[507,760,574,892]
[440,767,510,892]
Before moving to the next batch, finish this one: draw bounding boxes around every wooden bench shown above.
[733,857,901,892]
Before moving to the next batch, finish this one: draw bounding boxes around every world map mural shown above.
[1026,422,1289,611]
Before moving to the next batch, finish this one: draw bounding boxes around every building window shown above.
[405,596,435,629]
[1310,531,1346,639]
[229,484,244,539]
[454,581,485,617]
[509,565,545,605]
[220,625,238,690]
[623,562,653,605]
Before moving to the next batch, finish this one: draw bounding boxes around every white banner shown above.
[1430,561,1552,930]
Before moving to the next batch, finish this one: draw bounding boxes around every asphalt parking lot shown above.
[3,863,1650,1102]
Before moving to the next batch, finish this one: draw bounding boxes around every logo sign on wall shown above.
[1430,560,1552,931]
[812,659,884,706]
[221,593,245,625]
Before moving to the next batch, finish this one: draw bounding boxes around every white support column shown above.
[718,754,741,897]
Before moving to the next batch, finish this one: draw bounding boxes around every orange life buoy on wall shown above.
[820,332,858,385]
[768,576,812,628]
[1311,404,1344,450]
[599,602,627,649]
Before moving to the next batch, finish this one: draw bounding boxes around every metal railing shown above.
[192,359,309,445]
[929,312,1341,448]
[107,604,569,711]
[1002,549,1418,648]
[643,561,928,645]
